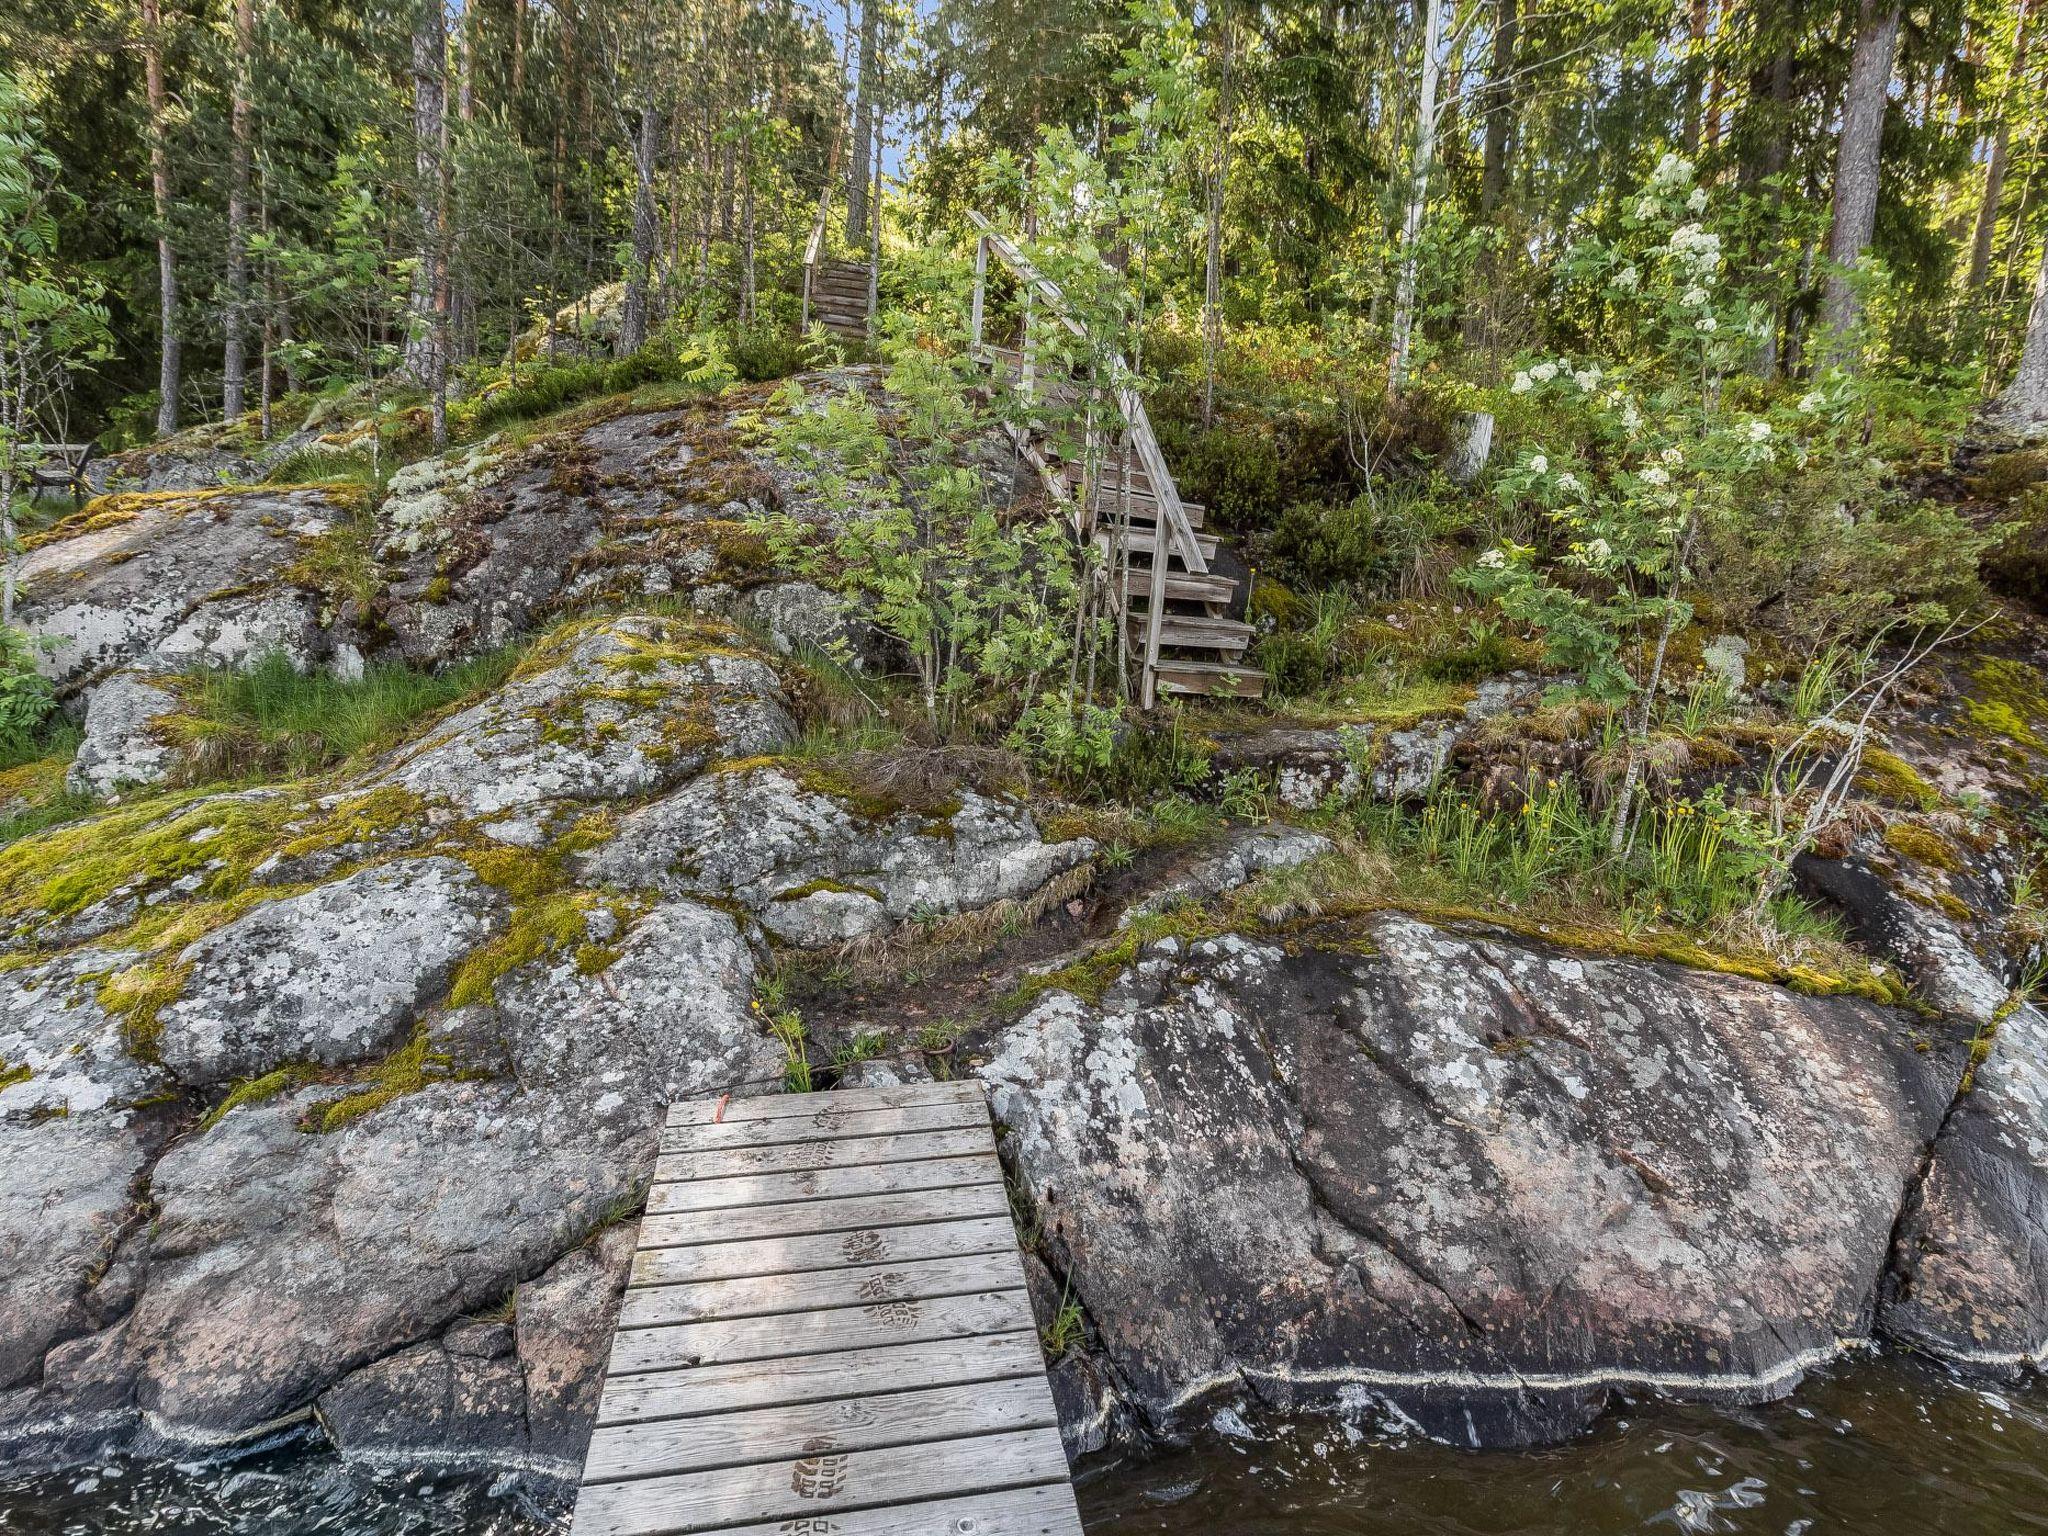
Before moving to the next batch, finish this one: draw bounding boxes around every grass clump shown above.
[170,647,522,783]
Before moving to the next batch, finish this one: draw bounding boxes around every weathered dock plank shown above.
[573,1426,1076,1536]
[617,1249,1023,1329]
[652,1124,993,1183]
[627,1213,1020,1287]
[572,1082,1083,1536]
[643,1151,1000,1215]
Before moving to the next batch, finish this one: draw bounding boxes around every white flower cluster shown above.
[1666,222,1723,280]
[1477,548,1507,570]
[1649,151,1694,191]
[1612,264,1640,291]
[1744,419,1772,442]
[1529,453,1549,474]
[1579,537,1613,563]
[1530,361,1560,383]
[1572,365,1603,392]
[1797,390,1828,413]
[1641,465,1669,486]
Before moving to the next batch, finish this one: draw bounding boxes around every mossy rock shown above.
[1882,821,1962,874]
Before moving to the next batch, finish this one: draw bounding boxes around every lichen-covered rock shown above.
[1120,824,1332,926]
[1796,833,2013,1025]
[978,915,1962,1447]
[1210,721,1458,810]
[578,762,1094,946]
[66,674,186,795]
[1882,1000,2048,1373]
[367,617,795,820]
[155,856,505,1086]
[17,488,349,687]
[0,952,172,1390]
[10,896,773,1458]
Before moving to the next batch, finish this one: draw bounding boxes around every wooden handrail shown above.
[966,212,1205,707]
[964,215,1206,578]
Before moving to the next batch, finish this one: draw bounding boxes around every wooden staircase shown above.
[966,215,1264,706]
[804,258,874,342]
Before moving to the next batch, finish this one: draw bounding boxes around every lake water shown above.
[2,1354,2042,1534]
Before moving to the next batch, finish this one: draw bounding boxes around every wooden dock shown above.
[570,1078,1085,1536]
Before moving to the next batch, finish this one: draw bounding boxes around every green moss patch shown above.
[447,889,632,1008]
[1883,821,1962,873]
[199,1064,319,1132]
[1856,748,1942,811]
[1964,658,2048,754]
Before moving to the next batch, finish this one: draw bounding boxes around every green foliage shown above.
[0,625,52,755]
[752,339,1104,745]
[170,646,522,783]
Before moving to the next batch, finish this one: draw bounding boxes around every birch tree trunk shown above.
[1968,0,2033,293]
[1988,245,2048,437]
[142,0,179,435]
[620,103,661,353]
[222,0,255,420]
[1386,0,1445,398]
[1819,0,1902,359]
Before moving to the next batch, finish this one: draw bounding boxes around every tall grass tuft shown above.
[173,647,523,783]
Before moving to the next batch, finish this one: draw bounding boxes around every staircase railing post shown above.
[970,235,987,353]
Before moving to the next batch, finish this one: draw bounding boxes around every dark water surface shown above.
[2,1355,2042,1534]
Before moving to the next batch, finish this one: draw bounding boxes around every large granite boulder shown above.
[978,915,1965,1447]
[17,488,353,688]
[155,856,506,1085]
[65,673,186,796]
[0,950,174,1391]
[366,615,797,822]
[1882,999,2048,1373]
[8,896,776,1459]
[579,761,1095,946]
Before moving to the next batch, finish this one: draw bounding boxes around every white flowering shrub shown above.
[1470,152,1986,683]
[1464,157,1781,702]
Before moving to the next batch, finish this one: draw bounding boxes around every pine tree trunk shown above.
[1819,0,1902,358]
[406,0,448,395]
[142,0,180,436]
[1968,0,2032,293]
[620,102,661,353]
[1478,0,1516,218]
[1988,246,2048,437]
[845,0,878,244]
[512,0,526,99]
[1387,0,1445,398]
[222,0,255,420]
[1682,0,1709,157]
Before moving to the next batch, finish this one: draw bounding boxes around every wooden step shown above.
[1120,569,1237,605]
[1153,660,1268,699]
[1089,490,1206,528]
[1132,612,1253,655]
[1094,527,1219,563]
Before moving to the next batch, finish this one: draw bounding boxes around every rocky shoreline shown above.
[4,375,2045,1485]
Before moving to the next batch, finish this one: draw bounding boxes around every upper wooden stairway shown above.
[965,214,1264,705]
